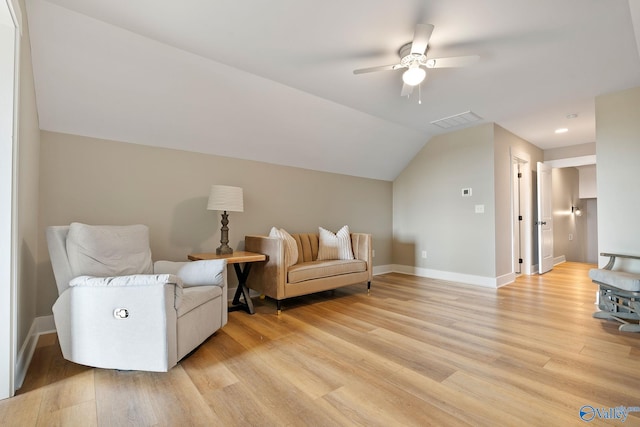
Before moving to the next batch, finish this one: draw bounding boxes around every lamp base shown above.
[217,211,233,255]
[216,245,233,255]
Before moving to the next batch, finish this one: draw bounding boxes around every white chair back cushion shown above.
[66,223,154,277]
[47,226,75,295]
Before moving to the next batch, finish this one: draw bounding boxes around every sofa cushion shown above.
[293,233,319,263]
[317,225,354,261]
[287,259,366,284]
[269,227,299,267]
[66,223,153,277]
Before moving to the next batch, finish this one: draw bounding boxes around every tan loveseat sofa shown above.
[245,232,372,313]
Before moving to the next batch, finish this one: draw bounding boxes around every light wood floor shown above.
[2,262,640,426]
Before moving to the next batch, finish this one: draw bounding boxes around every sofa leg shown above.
[367,281,371,295]
[276,300,282,315]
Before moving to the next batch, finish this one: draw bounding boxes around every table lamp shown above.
[207,185,244,255]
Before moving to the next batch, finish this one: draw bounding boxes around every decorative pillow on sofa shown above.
[66,222,154,277]
[317,225,354,260]
[269,227,299,267]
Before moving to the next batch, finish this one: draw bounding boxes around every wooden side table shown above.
[188,251,266,315]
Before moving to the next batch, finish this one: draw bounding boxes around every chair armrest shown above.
[69,274,182,288]
[600,253,640,270]
[69,273,186,311]
[154,259,227,287]
[244,235,286,299]
[351,233,373,281]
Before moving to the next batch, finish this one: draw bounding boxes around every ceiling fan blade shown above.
[410,24,435,55]
[353,64,400,74]
[426,55,480,68]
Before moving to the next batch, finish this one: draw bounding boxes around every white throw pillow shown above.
[66,223,154,277]
[317,225,354,260]
[269,227,299,267]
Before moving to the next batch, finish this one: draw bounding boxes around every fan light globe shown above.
[402,65,426,86]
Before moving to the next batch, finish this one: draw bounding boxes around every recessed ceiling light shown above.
[555,128,569,134]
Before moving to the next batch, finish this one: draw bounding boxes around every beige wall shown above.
[595,86,640,271]
[393,123,542,282]
[393,123,496,277]
[16,0,41,357]
[544,142,595,161]
[37,131,393,316]
[578,165,597,198]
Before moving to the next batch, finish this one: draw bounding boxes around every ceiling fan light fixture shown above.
[402,64,426,86]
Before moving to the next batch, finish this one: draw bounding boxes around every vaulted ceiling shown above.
[25,0,640,180]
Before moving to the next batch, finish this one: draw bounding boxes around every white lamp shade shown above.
[207,185,244,212]
[402,66,426,86]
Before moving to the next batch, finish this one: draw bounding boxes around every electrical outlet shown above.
[475,204,485,214]
[569,234,573,241]
[372,249,376,257]
[421,250,427,259]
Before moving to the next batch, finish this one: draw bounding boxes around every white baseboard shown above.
[496,272,516,287]
[389,264,513,288]
[15,315,55,390]
[554,255,566,266]
[373,265,394,275]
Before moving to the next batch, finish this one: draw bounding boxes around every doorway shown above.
[511,150,532,276]
[549,164,598,264]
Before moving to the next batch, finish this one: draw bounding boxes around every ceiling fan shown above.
[353,24,479,97]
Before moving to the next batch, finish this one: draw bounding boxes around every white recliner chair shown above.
[46,222,228,372]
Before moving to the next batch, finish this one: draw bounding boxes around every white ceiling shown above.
[25,0,640,181]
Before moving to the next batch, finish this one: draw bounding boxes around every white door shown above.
[537,162,553,274]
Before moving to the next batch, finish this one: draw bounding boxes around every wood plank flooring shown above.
[3,262,640,426]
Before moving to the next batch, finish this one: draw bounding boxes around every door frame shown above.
[510,149,532,275]
[0,0,21,400]
[512,162,522,274]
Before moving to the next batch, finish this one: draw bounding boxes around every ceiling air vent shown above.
[430,111,482,129]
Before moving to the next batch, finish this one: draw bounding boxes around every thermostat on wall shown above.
[461,188,472,197]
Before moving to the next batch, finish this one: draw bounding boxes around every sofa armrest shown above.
[351,233,373,282]
[244,235,286,299]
